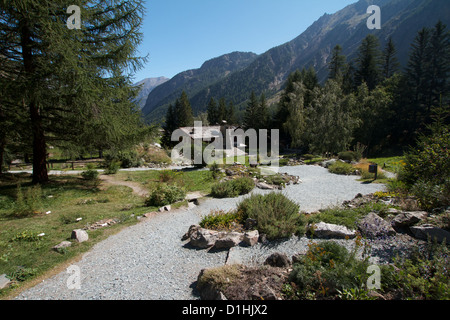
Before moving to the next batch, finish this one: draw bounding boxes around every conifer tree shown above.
[0,0,146,183]
[176,91,194,127]
[244,91,260,130]
[226,101,237,125]
[207,97,218,125]
[405,28,431,126]
[328,44,347,80]
[381,37,400,79]
[426,21,450,115]
[218,98,227,124]
[355,34,382,90]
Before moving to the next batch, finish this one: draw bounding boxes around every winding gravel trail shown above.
[16,165,386,300]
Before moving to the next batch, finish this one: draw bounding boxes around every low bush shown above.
[400,126,450,210]
[200,210,243,231]
[81,168,99,181]
[145,184,186,207]
[385,241,450,299]
[288,241,372,299]
[338,151,357,162]
[104,160,121,175]
[237,193,305,240]
[328,161,355,175]
[211,177,255,198]
[14,184,43,217]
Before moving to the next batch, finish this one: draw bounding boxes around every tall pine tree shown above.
[328,44,347,81]
[0,0,146,183]
[355,34,382,91]
[381,37,400,79]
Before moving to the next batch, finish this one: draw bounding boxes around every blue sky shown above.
[133,0,357,82]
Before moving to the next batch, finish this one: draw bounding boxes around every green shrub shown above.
[81,168,99,181]
[302,154,315,161]
[237,193,304,240]
[211,177,255,198]
[105,160,121,175]
[117,150,143,169]
[8,266,38,282]
[328,161,355,175]
[288,241,371,298]
[338,151,356,162]
[14,184,43,217]
[209,162,221,180]
[387,241,450,299]
[200,210,243,230]
[145,184,186,207]
[11,230,42,242]
[401,126,450,209]
[411,178,450,211]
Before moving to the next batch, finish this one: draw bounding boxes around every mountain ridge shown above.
[141,51,258,120]
[143,0,450,124]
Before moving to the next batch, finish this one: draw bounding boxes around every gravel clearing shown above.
[16,165,387,300]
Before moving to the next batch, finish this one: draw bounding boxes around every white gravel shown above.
[15,165,387,300]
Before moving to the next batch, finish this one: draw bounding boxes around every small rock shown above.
[243,230,259,247]
[0,274,11,289]
[256,182,275,190]
[71,229,89,243]
[391,211,428,229]
[159,205,172,212]
[53,241,72,251]
[264,253,291,268]
[307,222,356,239]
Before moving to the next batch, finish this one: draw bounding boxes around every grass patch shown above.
[366,156,405,174]
[115,169,217,195]
[0,174,148,298]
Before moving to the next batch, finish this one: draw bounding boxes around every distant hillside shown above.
[142,51,258,123]
[133,77,170,110]
[143,0,450,123]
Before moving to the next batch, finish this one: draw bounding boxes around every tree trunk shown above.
[30,101,48,184]
[21,22,48,184]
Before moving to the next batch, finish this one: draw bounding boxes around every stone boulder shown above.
[358,213,396,239]
[214,232,245,249]
[71,229,89,243]
[182,225,201,241]
[307,222,356,239]
[243,230,260,247]
[410,225,450,244]
[391,211,428,229]
[189,228,219,249]
[321,159,337,168]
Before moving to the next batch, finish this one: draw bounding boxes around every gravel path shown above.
[16,165,387,300]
